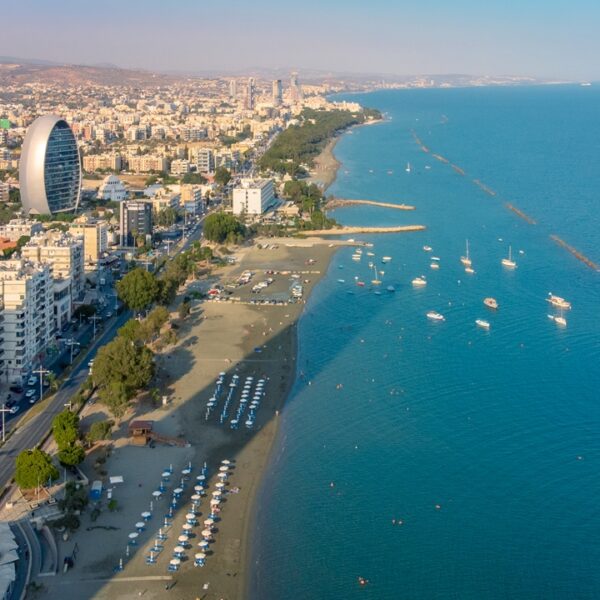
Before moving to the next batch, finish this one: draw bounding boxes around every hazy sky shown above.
[3,0,599,79]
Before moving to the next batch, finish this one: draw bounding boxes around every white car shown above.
[25,388,36,398]
[9,405,19,414]
[27,376,37,387]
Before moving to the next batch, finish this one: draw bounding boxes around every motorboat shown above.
[547,293,571,310]
[412,276,427,287]
[483,297,498,309]
[475,319,491,330]
[427,311,445,321]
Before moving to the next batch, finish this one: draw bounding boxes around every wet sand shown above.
[39,239,341,600]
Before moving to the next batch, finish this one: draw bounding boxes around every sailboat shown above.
[501,245,517,269]
[405,162,411,173]
[548,307,567,327]
[371,264,382,285]
[460,239,472,267]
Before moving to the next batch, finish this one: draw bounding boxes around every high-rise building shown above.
[0,260,54,381]
[290,71,303,104]
[229,79,238,100]
[69,220,108,269]
[19,115,81,215]
[244,78,255,111]
[232,179,275,215]
[21,231,85,303]
[119,201,153,247]
[272,80,283,107]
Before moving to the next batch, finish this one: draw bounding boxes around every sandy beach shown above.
[37,238,342,600]
[306,137,341,191]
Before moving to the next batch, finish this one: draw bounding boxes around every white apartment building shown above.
[0,260,54,381]
[171,159,191,175]
[232,179,275,215]
[189,148,214,173]
[82,153,123,172]
[21,232,85,329]
[0,219,43,241]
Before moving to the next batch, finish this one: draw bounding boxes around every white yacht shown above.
[430,262,440,270]
[501,245,517,268]
[547,293,571,310]
[461,239,472,267]
[423,245,433,252]
[406,162,411,173]
[475,319,491,330]
[412,276,427,287]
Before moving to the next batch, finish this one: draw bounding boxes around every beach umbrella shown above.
[194,485,204,493]
[142,511,151,520]
[212,490,222,497]
[199,539,209,548]
[152,490,162,498]
[195,552,206,559]
[173,545,185,554]
[182,523,193,532]
[219,465,228,472]
[173,487,183,495]
[128,532,138,545]
[170,558,181,566]
[210,498,220,506]
[186,512,196,520]
[161,471,170,478]
[196,475,206,483]
[201,529,212,538]
[178,535,189,545]
[204,518,214,527]
[135,521,145,531]
[191,494,201,502]
[217,472,227,480]
[215,482,226,490]
[182,468,191,476]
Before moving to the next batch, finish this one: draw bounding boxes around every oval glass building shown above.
[19,115,81,215]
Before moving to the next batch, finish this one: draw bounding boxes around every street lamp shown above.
[65,339,81,365]
[33,366,50,401]
[89,315,102,340]
[0,404,10,443]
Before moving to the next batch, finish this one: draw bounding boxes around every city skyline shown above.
[2,0,600,81]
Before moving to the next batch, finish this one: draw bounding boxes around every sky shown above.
[2,0,599,80]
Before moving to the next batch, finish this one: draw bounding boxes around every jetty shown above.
[326,198,415,211]
[505,203,537,224]
[432,153,450,164]
[451,164,466,176]
[473,179,497,196]
[550,235,600,272]
[306,225,426,236]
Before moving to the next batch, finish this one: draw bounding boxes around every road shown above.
[0,210,209,492]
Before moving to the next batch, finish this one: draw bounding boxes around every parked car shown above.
[27,376,37,387]
[9,405,19,414]
[25,388,36,398]
[9,385,23,394]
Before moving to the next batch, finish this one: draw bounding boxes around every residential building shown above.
[0,260,54,381]
[0,182,9,202]
[128,155,168,173]
[232,179,275,215]
[189,148,214,173]
[82,153,123,172]
[21,230,85,309]
[229,79,238,100]
[97,174,128,201]
[69,220,109,268]
[290,71,303,103]
[0,219,43,241]
[19,115,81,215]
[171,159,191,175]
[180,184,203,216]
[147,192,180,213]
[272,79,283,106]
[119,201,152,246]
[244,78,255,111]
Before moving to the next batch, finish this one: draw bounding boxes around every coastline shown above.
[38,238,344,600]
[306,137,341,191]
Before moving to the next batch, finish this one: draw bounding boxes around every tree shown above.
[156,207,178,227]
[15,449,58,490]
[116,268,159,312]
[179,299,191,320]
[52,411,80,450]
[86,420,113,443]
[93,337,154,417]
[203,212,245,244]
[58,445,86,466]
[73,304,97,321]
[214,166,231,187]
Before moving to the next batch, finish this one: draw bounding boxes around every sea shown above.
[250,85,600,600]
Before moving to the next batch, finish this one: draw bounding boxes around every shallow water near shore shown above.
[251,86,600,599]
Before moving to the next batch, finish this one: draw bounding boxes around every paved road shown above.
[0,309,131,491]
[0,210,210,492]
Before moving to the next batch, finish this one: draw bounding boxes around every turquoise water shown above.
[251,86,600,599]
